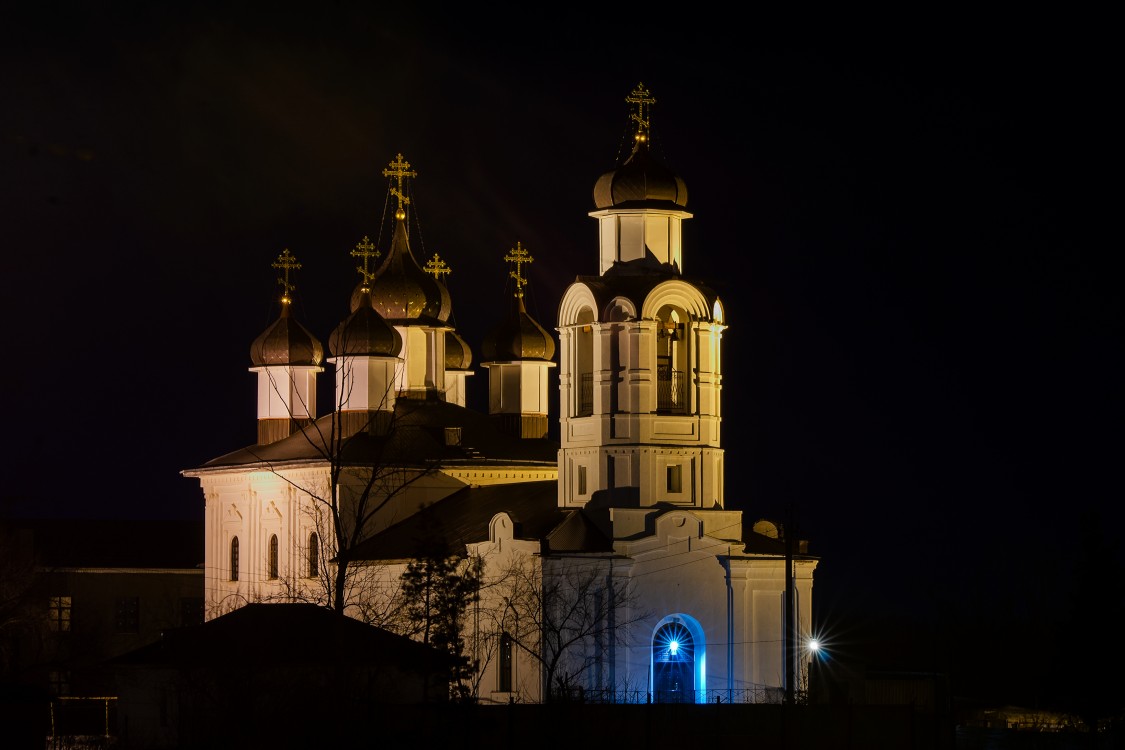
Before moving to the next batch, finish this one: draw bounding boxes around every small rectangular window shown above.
[578,465,587,496]
[115,596,140,633]
[48,669,70,696]
[48,596,71,632]
[444,427,462,446]
[667,464,682,494]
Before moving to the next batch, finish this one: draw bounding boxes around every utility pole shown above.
[784,503,797,705]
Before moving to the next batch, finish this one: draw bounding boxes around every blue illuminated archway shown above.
[651,614,706,703]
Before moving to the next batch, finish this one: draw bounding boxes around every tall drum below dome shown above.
[248,250,324,445]
[482,242,556,440]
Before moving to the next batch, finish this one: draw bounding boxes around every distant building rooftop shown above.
[1,518,204,569]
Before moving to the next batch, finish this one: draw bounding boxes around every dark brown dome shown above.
[365,216,451,324]
[329,291,402,357]
[250,303,324,367]
[593,138,688,210]
[481,298,556,362]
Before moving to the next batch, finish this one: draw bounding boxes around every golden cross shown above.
[626,82,656,142]
[351,235,380,286]
[382,153,417,218]
[271,248,301,303]
[504,241,533,299]
[424,253,451,281]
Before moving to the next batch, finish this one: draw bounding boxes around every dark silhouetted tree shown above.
[397,514,482,702]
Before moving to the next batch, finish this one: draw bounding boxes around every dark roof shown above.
[112,603,437,668]
[196,397,559,470]
[350,480,612,560]
[545,509,615,553]
[738,515,819,559]
[1,519,204,569]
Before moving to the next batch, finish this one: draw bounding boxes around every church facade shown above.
[183,84,817,704]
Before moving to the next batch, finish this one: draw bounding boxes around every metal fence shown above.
[47,696,117,749]
[550,685,797,705]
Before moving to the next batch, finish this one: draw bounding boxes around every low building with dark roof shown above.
[110,602,448,749]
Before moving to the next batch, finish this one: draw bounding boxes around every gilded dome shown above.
[250,302,324,367]
[329,290,402,357]
[481,298,556,362]
[592,136,688,210]
[365,216,451,324]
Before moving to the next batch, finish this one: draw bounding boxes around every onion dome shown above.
[482,296,555,362]
[445,329,473,369]
[329,289,402,357]
[593,82,688,210]
[361,153,451,324]
[483,240,554,361]
[250,302,324,366]
[251,249,324,366]
[363,214,451,324]
[593,137,687,209]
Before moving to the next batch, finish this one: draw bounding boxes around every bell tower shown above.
[557,83,725,510]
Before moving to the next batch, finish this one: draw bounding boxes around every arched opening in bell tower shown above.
[655,305,688,413]
[574,308,595,416]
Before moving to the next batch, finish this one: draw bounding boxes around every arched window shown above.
[499,632,513,692]
[268,535,279,579]
[308,533,319,578]
[229,537,239,582]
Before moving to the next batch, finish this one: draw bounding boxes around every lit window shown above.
[115,596,140,633]
[48,596,71,632]
[667,465,682,493]
[268,535,279,579]
[308,533,319,578]
[230,537,240,581]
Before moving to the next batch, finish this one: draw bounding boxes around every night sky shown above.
[3,6,1119,705]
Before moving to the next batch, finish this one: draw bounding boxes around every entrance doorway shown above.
[653,620,695,703]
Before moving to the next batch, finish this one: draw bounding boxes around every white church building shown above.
[182,83,818,705]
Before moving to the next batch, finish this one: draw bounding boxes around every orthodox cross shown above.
[626,82,656,142]
[504,241,533,299]
[425,253,451,281]
[351,235,380,287]
[271,248,301,304]
[382,153,417,219]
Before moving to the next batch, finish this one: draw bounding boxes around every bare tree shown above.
[241,241,448,618]
[491,554,651,702]
[244,372,448,619]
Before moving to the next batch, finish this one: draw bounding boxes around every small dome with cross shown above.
[250,249,324,367]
